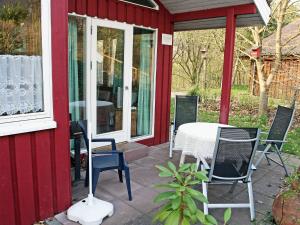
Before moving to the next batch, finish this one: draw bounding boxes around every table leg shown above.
[179,154,186,165]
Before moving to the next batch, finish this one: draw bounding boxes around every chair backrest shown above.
[78,120,89,150]
[209,128,260,182]
[174,95,199,131]
[267,105,295,150]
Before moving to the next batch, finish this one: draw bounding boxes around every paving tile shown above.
[133,156,165,168]
[102,199,142,225]
[67,143,300,225]
[94,186,116,201]
[153,142,169,149]
[253,172,285,198]
[129,166,172,188]
[100,177,144,198]
[54,212,80,225]
[120,187,161,214]
[45,218,63,225]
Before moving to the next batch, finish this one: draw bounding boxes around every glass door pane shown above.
[95,27,125,134]
[68,16,87,122]
[131,28,155,138]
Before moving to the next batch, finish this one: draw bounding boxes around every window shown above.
[0,0,55,136]
[120,0,158,10]
[131,27,156,138]
[68,16,87,123]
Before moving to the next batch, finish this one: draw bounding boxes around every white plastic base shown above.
[67,196,114,225]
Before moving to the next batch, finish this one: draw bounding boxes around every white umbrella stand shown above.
[67,123,114,225]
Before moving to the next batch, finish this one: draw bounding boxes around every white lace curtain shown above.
[0,55,44,116]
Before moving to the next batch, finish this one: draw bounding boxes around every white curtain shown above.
[0,55,43,116]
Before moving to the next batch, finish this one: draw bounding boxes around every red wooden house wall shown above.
[0,1,174,224]
[68,0,174,146]
[0,1,72,224]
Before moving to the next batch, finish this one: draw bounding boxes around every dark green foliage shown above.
[153,162,231,225]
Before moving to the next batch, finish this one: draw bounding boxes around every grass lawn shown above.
[199,110,300,157]
[170,86,300,157]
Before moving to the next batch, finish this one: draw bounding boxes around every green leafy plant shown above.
[153,162,231,225]
[283,166,300,197]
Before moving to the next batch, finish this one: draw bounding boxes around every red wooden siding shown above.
[0,1,71,224]
[69,0,174,145]
[0,1,174,224]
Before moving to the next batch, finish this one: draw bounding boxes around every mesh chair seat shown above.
[255,105,295,176]
[174,95,199,131]
[267,106,295,150]
[213,163,243,179]
[201,127,260,221]
[209,128,259,181]
[257,144,275,153]
[169,95,199,158]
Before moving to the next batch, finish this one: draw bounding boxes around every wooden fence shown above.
[250,57,300,101]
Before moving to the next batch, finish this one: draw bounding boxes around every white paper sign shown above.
[162,34,173,46]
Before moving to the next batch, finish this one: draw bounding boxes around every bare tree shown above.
[238,0,299,115]
[173,32,210,88]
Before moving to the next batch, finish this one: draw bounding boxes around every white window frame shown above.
[0,0,56,136]
[120,0,159,10]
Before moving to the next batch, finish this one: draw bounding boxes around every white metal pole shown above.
[88,122,94,205]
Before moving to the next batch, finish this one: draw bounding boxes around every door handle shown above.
[125,86,129,90]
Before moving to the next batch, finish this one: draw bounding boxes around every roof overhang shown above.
[159,0,270,31]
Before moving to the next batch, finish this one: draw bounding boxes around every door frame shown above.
[68,14,158,147]
[89,18,133,147]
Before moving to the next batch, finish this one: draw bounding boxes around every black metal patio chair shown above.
[201,127,260,221]
[78,120,132,201]
[169,95,199,158]
[254,105,296,176]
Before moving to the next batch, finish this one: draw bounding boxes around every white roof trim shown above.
[253,0,271,25]
[120,0,159,10]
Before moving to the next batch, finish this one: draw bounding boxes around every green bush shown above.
[153,162,231,225]
[188,86,201,97]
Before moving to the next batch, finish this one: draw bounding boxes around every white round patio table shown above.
[174,122,232,164]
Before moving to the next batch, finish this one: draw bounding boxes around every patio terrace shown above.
[46,143,300,225]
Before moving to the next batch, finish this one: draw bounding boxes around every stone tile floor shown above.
[47,143,300,225]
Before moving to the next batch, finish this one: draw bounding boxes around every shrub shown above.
[153,162,231,225]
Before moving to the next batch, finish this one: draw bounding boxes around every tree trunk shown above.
[259,81,269,115]
[291,88,299,108]
[256,58,269,115]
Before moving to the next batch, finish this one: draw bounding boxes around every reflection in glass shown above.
[0,0,44,116]
[96,27,124,134]
[131,28,155,138]
[68,16,87,122]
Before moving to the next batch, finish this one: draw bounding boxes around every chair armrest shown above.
[198,155,210,170]
[92,150,123,157]
[261,139,287,143]
[251,164,256,171]
[91,138,117,150]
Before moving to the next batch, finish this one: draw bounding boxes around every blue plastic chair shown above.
[78,120,132,201]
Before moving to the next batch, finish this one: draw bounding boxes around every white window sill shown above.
[0,119,57,137]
